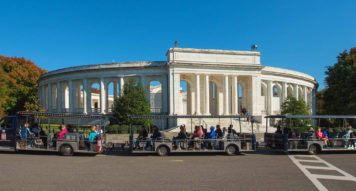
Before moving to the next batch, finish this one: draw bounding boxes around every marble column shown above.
[47,84,52,112]
[204,75,210,115]
[251,75,262,115]
[87,81,92,113]
[294,84,299,100]
[41,85,47,108]
[232,75,238,115]
[267,81,273,115]
[57,82,62,113]
[100,78,106,114]
[162,76,168,114]
[120,77,124,96]
[113,81,118,98]
[68,80,74,113]
[303,86,308,103]
[223,75,229,115]
[282,82,287,101]
[312,86,317,126]
[195,74,201,115]
[83,79,88,114]
[174,74,181,114]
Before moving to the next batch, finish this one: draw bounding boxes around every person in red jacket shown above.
[316,127,329,146]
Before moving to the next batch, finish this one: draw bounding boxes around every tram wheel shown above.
[157,146,169,156]
[226,145,239,156]
[60,144,73,156]
[308,144,319,155]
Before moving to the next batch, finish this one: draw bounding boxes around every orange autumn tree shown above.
[0,55,47,117]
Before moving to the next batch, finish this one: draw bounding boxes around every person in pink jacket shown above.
[192,126,203,138]
[57,125,68,141]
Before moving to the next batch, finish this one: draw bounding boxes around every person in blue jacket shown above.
[88,126,97,143]
[204,126,216,149]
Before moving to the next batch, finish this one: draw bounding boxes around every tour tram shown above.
[264,115,356,154]
[0,111,109,156]
[129,115,257,156]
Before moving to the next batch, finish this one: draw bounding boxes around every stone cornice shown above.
[167,62,263,70]
[261,66,316,84]
[166,47,261,56]
[39,61,167,80]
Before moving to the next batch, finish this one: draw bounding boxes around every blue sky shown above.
[0,0,355,90]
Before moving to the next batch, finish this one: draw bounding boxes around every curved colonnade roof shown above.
[39,61,316,84]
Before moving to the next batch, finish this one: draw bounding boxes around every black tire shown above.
[60,144,73,156]
[157,145,169,156]
[308,144,319,155]
[226,145,239,156]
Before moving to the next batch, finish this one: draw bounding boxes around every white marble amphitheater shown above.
[38,47,317,130]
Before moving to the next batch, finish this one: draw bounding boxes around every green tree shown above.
[0,55,46,117]
[112,78,151,127]
[281,96,310,127]
[323,47,356,115]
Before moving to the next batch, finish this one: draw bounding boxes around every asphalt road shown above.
[0,151,355,191]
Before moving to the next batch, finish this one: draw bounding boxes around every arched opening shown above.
[298,88,303,101]
[180,81,189,114]
[307,90,312,108]
[210,81,218,115]
[272,84,282,114]
[273,86,280,97]
[90,82,100,113]
[238,83,243,114]
[150,81,162,114]
[106,82,115,113]
[287,86,293,98]
[261,83,267,114]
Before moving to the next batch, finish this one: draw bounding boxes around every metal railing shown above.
[150,108,162,114]
[91,108,101,114]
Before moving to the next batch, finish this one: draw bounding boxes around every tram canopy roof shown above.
[17,111,103,119]
[130,115,251,119]
[264,115,356,119]
[16,111,110,126]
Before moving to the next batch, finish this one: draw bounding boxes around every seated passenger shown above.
[189,126,203,150]
[174,125,188,151]
[20,123,34,148]
[307,128,315,139]
[227,125,239,140]
[316,128,325,140]
[88,126,97,143]
[38,127,48,147]
[146,125,161,150]
[57,125,68,141]
[204,126,216,149]
[343,125,354,149]
[275,126,282,134]
[192,126,203,139]
[222,127,228,139]
[134,126,148,150]
[201,125,208,139]
[215,125,223,138]
[289,129,298,149]
[67,124,74,133]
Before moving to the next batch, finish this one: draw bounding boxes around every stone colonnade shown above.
[39,75,168,114]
